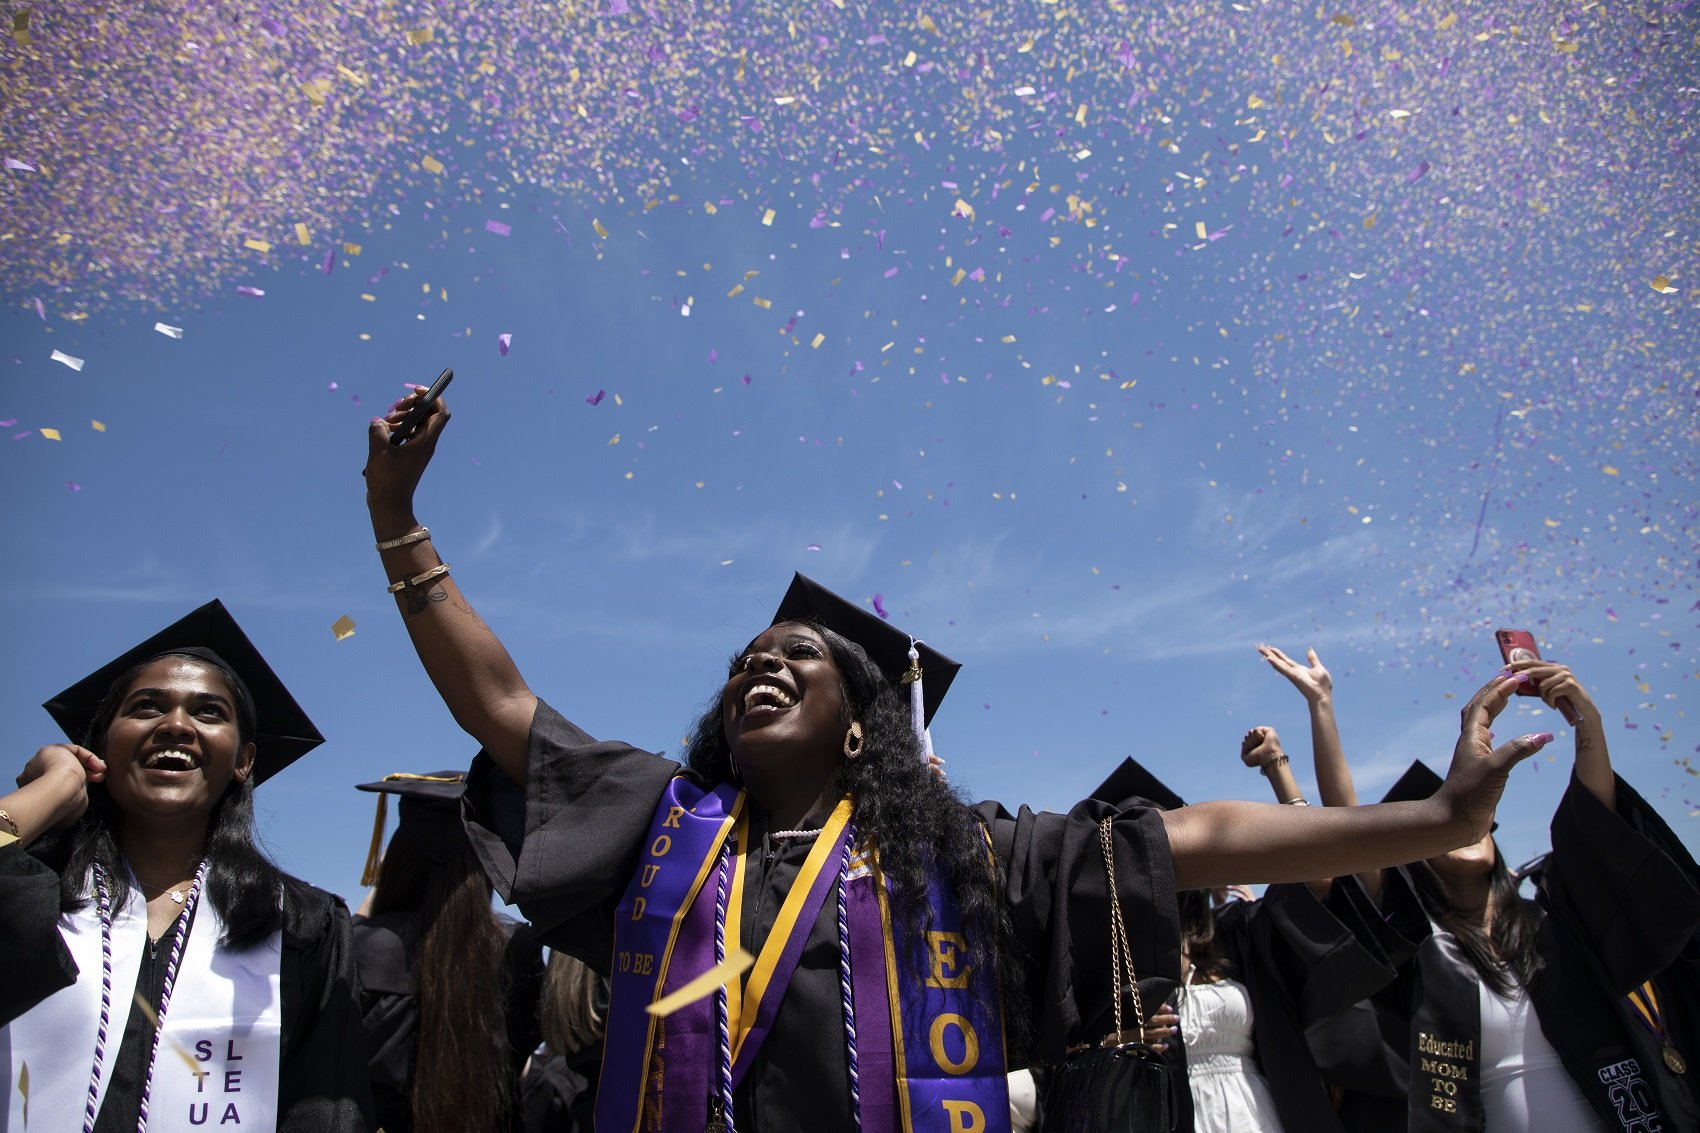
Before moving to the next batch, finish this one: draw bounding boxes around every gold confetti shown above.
[421,155,444,174]
[16,1062,26,1124]
[331,615,356,641]
[337,64,366,85]
[243,238,271,253]
[761,208,776,226]
[294,223,310,245]
[12,10,29,46]
[405,27,433,44]
[753,296,772,309]
[593,218,608,238]
[810,332,825,348]
[646,949,755,1017]
[91,420,106,432]
[607,434,620,445]
[1437,11,1458,29]
[343,242,363,255]
[1195,221,1209,239]
[1601,465,1620,476]
[39,427,61,441]
[1650,275,1678,294]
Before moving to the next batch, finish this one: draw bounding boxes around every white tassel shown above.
[907,641,932,760]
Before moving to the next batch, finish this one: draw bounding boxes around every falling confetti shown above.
[331,615,357,641]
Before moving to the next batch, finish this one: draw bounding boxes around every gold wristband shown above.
[386,563,451,593]
[0,808,19,838]
[376,526,430,551]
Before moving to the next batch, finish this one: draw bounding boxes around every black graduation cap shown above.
[1089,757,1186,811]
[356,771,469,884]
[41,599,323,785]
[771,573,960,726]
[1381,759,1496,832]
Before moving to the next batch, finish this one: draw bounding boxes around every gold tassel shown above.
[360,792,388,887]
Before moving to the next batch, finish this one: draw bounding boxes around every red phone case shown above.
[1495,629,1580,723]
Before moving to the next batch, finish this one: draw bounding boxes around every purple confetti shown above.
[805,543,822,551]
[0,418,13,426]
[32,298,44,320]
[327,381,339,391]
[1406,160,1431,183]
[498,332,512,356]
[320,248,335,275]
[485,219,512,237]
[872,593,888,619]
[586,389,605,405]
[235,285,265,298]
[66,481,81,492]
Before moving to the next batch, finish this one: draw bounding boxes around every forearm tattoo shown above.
[403,585,450,615]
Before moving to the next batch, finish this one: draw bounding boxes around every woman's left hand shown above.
[1435,673,1555,842]
[1142,1002,1179,1053]
[1257,644,1332,703]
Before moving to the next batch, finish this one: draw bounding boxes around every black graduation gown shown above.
[353,909,546,1133]
[1200,881,1408,1133]
[519,1044,604,1133]
[0,840,374,1132]
[1316,773,1700,1133]
[462,699,1183,1133]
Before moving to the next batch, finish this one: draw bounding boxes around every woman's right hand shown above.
[14,744,105,833]
[363,386,451,525]
[1240,725,1285,769]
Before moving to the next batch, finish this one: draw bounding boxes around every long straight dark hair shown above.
[1176,890,1232,985]
[1407,847,1543,996]
[58,651,287,950]
[682,618,1032,1057]
[369,833,512,1133]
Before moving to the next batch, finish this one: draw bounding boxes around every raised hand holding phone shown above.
[389,367,453,446]
[1495,629,1581,725]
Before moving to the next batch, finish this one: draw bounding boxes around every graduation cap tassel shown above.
[905,641,933,761]
[360,792,388,887]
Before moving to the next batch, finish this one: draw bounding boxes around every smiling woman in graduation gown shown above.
[1301,659,1700,1133]
[359,386,1563,1133]
[0,600,372,1132]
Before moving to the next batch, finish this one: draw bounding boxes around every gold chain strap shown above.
[1098,816,1148,1044]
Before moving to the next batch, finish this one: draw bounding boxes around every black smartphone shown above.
[389,368,453,446]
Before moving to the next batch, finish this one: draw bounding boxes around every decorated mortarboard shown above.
[41,599,323,785]
[1381,759,1496,832]
[1089,757,1186,812]
[356,771,469,884]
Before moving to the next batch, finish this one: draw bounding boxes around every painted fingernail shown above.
[1526,732,1554,745]
[370,416,384,426]
[1496,669,1513,680]
[1515,671,1533,683]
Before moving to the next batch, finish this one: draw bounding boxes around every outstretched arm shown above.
[1163,673,1549,890]
[364,389,537,783]
[1508,658,1612,812]
[1258,645,1357,806]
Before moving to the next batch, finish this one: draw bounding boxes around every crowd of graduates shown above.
[1,388,1693,1133]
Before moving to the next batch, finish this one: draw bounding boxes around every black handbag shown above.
[1041,817,1177,1132]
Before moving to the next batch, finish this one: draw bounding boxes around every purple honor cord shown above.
[836,827,862,1130]
[714,840,737,1132]
[85,859,209,1133]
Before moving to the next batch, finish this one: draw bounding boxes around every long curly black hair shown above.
[58,650,291,950]
[682,619,1031,1057]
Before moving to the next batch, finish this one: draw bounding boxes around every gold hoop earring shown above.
[843,721,865,759]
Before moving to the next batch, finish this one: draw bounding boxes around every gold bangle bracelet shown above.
[386,563,451,593]
[376,526,430,551]
[0,808,20,838]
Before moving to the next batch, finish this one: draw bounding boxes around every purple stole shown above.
[597,777,1008,1133]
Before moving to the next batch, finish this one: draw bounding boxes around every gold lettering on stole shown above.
[941,1100,986,1133]
[631,897,647,920]
[663,806,685,829]
[650,834,673,857]
[925,931,972,989]
[928,1013,980,1075]
[640,864,661,887]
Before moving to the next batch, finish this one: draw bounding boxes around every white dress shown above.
[1179,974,1288,1133]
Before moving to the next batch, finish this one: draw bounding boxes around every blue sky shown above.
[3,2,1694,905]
